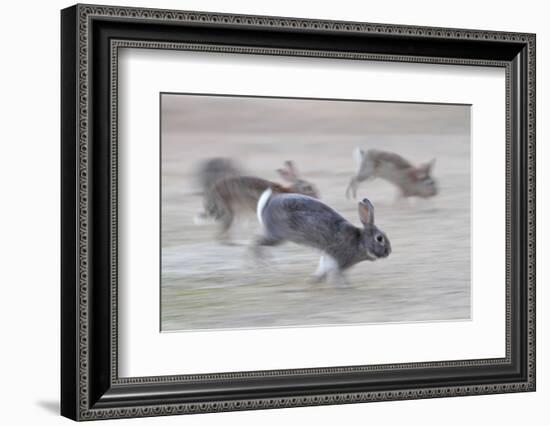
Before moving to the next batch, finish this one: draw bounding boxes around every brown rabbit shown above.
[346,148,438,200]
[196,161,318,243]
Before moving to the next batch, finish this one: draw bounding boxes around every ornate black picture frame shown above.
[61,4,536,421]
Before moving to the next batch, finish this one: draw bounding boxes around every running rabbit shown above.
[346,148,437,200]
[197,161,318,243]
[255,190,391,287]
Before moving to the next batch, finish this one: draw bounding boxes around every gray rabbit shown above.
[346,148,437,200]
[255,189,391,287]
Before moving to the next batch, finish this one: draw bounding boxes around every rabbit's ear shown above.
[278,161,298,182]
[358,198,375,226]
[421,158,436,174]
[285,160,299,177]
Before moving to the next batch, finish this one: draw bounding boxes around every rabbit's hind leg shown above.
[216,211,236,245]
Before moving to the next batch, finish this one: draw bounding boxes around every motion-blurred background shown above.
[161,93,471,331]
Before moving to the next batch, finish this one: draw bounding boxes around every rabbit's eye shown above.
[376,234,384,243]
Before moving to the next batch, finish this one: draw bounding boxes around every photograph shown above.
[160,93,471,331]
[59,3,536,420]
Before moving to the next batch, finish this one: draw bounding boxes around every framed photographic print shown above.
[61,4,536,421]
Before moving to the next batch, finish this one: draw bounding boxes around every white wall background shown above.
[0,0,546,424]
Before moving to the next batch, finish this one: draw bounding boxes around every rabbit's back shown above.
[262,194,359,253]
[367,150,412,170]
